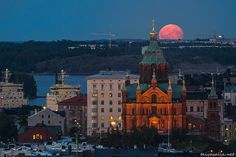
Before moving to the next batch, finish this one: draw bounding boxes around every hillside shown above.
[0,40,236,74]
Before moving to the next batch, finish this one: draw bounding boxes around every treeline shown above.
[0,40,236,74]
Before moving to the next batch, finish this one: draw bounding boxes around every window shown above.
[109,93,113,97]
[42,115,44,118]
[101,93,104,97]
[109,84,113,90]
[190,106,193,112]
[201,106,204,112]
[109,100,113,105]
[151,104,156,114]
[109,108,113,112]
[197,106,200,112]
[48,120,50,124]
[92,123,97,127]
[101,116,104,120]
[101,108,104,112]
[48,115,50,118]
[93,84,96,89]
[118,100,122,105]
[101,100,104,105]
[118,108,121,112]
[152,94,157,103]
[101,123,104,128]
[92,100,98,105]
[118,93,122,97]
[92,108,97,112]
[101,84,104,91]
[118,84,122,90]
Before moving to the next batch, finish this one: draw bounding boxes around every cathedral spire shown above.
[152,19,155,31]
[182,77,186,92]
[168,79,172,90]
[208,77,218,99]
[149,18,158,41]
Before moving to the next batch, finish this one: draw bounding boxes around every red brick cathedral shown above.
[122,21,186,133]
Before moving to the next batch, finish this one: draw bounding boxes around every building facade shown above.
[0,69,27,108]
[18,124,60,143]
[58,95,87,136]
[87,71,138,136]
[222,116,236,144]
[28,108,65,134]
[224,84,236,106]
[122,21,186,133]
[46,70,80,111]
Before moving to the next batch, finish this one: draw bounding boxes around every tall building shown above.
[58,95,87,136]
[46,70,80,111]
[0,69,27,108]
[122,20,186,133]
[87,71,138,136]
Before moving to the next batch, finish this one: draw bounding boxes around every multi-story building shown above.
[46,70,80,111]
[58,95,87,136]
[87,71,138,136]
[224,84,236,106]
[122,21,186,133]
[28,108,65,134]
[0,69,27,108]
[222,116,236,144]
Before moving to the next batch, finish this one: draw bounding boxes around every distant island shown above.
[0,39,236,75]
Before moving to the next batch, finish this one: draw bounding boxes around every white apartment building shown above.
[46,70,80,111]
[0,69,27,108]
[87,71,139,136]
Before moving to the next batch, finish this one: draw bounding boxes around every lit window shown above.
[109,116,113,120]
[109,93,113,97]
[101,116,104,120]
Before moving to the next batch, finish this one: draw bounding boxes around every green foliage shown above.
[0,41,236,74]
[9,72,37,98]
[100,127,162,148]
[0,112,17,142]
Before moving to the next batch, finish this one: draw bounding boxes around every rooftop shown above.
[87,71,139,79]
[58,95,87,106]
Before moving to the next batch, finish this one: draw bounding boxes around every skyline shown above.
[0,0,236,41]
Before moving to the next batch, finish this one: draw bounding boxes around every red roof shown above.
[58,95,87,106]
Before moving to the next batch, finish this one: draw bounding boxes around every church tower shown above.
[206,79,221,141]
[139,19,168,84]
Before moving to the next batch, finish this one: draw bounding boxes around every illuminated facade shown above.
[0,69,27,108]
[86,71,138,136]
[122,20,186,133]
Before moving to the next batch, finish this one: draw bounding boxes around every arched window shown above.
[152,94,157,103]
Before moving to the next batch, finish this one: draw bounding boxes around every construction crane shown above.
[91,32,116,48]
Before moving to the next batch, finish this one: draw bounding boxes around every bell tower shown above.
[139,19,168,84]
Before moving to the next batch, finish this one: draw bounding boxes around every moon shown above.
[159,24,184,40]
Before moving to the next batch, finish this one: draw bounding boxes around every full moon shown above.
[159,24,184,40]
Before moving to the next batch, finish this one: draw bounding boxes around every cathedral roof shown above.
[125,83,182,103]
[140,19,167,65]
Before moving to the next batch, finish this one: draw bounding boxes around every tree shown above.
[0,112,17,143]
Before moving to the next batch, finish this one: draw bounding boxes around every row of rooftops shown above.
[87,71,139,80]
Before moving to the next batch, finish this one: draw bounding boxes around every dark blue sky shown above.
[0,0,235,41]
